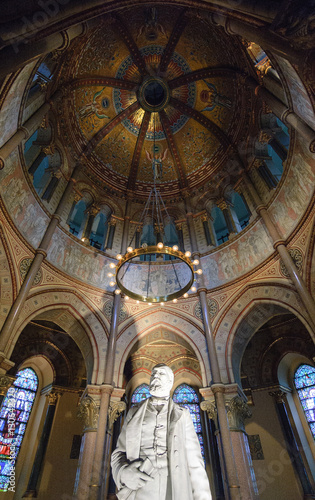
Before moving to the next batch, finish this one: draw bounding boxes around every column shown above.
[0,375,14,406]
[28,150,46,176]
[184,196,242,500]
[176,223,185,252]
[0,163,82,365]
[0,24,85,80]
[210,12,302,64]
[81,205,100,244]
[225,395,259,499]
[243,173,315,331]
[269,389,315,497]
[102,391,126,499]
[269,137,288,161]
[23,389,62,497]
[88,215,129,499]
[200,400,225,500]
[205,200,219,246]
[41,169,62,201]
[105,219,116,250]
[121,198,131,252]
[234,181,254,219]
[217,200,239,237]
[74,392,100,500]
[0,91,60,169]
[254,159,278,189]
[247,79,315,153]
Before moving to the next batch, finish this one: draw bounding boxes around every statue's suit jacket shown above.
[111,398,212,500]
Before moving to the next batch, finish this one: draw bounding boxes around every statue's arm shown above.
[183,409,212,500]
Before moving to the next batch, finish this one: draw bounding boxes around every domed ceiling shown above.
[59,6,254,198]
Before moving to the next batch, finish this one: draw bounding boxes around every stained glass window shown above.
[172,384,205,459]
[0,368,38,492]
[131,384,150,406]
[294,364,315,440]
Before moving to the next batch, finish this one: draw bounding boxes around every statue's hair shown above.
[152,363,174,385]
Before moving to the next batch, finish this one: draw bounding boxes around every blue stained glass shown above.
[131,384,150,406]
[295,364,315,441]
[173,384,205,461]
[301,398,315,411]
[0,368,38,492]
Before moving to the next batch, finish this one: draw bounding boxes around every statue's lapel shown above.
[126,399,148,461]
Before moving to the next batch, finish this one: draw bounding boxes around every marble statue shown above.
[111,364,212,500]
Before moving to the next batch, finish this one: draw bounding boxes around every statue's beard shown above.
[149,381,170,398]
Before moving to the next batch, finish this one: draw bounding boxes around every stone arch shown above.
[5,290,108,384]
[115,309,210,388]
[218,284,315,386]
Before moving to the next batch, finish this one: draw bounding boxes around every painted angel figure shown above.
[145,148,168,180]
[200,81,232,112]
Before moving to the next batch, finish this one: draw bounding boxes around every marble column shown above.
[0,24,86,80]
[0,91,61,169]
[0,163,82,364]
[226,395,259,499]
[184,196,242,500]
[75,392,100,500]
[269,389,315,497]
[105,220,116,250]
[176,223,185,252]
[210,12,302,64]
[102,391,126,499]
[247,79,315,153]
[89,213,129,499]
[217,200,239,237]
[23,389,62,497]
[81,205,100,243]
[243,173,315,331]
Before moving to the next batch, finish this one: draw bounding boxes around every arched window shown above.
[172,384,204,458]
[131,384,150,406]
[294,364,315,439]
[0,368,38,492]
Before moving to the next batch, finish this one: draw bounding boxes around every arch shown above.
[115,310,210,388]
[4,290,109,385]
[222,286,315,386]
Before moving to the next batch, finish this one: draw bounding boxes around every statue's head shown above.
[149,363,174,398]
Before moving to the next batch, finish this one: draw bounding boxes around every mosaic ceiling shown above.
[60,6,253,197]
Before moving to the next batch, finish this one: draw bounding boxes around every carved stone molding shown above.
[200,400,217,423]
[108,401,126,430]
[0,375,14,396]
[226,396,252,432]
[269,389,288,404]
[77,395,99,432]
[46,390,62,406]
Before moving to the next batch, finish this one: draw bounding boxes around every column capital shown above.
[0,375,15,396]
[108,400,126,430]
[45,389,63,406]
[226,396,252,432]
[268,385,291,403]
[41,144,55,156]
[77,395,100,432]
[200,400,217,422]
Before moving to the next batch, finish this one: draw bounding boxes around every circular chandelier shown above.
[108,79,202,303]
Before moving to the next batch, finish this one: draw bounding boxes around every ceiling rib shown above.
[85,101,140,155]
[114,14,147,75]
[127,110,151,191]
[159,10,188,75]
[170,96,231,148]
[68,77,138,91]
[169,66,241,89]
[159,109,187,189]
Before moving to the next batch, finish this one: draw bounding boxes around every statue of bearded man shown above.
[111,364,212,500]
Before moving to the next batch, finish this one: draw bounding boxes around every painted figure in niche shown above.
[111,364,212,499]
[146,147,168,180]
[137,7,166,41]
[79,87,110,120]
[200,81,232,112]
